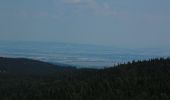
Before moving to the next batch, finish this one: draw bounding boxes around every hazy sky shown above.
[0,0,170,48]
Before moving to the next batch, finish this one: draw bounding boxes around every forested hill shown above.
[0,57,75,75]
[0,57,170,100]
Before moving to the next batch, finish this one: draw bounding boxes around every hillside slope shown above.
[0,57,170,100]
[0,57,75,75]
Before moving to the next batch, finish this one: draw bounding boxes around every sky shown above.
[0,0,170,48]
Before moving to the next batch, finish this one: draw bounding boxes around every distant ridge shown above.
[0,57,76,75]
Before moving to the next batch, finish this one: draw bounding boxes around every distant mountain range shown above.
[1,41,169,68]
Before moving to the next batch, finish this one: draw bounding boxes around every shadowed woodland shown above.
[0,57,170,100]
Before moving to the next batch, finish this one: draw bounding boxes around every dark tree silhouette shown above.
[0,57,170,100]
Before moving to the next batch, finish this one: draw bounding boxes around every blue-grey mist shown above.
[0,0,170,68]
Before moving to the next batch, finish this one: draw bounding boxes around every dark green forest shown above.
[0,57,170,100]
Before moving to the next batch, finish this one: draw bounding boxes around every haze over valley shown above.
[0,0,170,99]
[0,41,169,68]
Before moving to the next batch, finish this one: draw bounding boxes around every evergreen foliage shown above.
[0,57,170,100]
